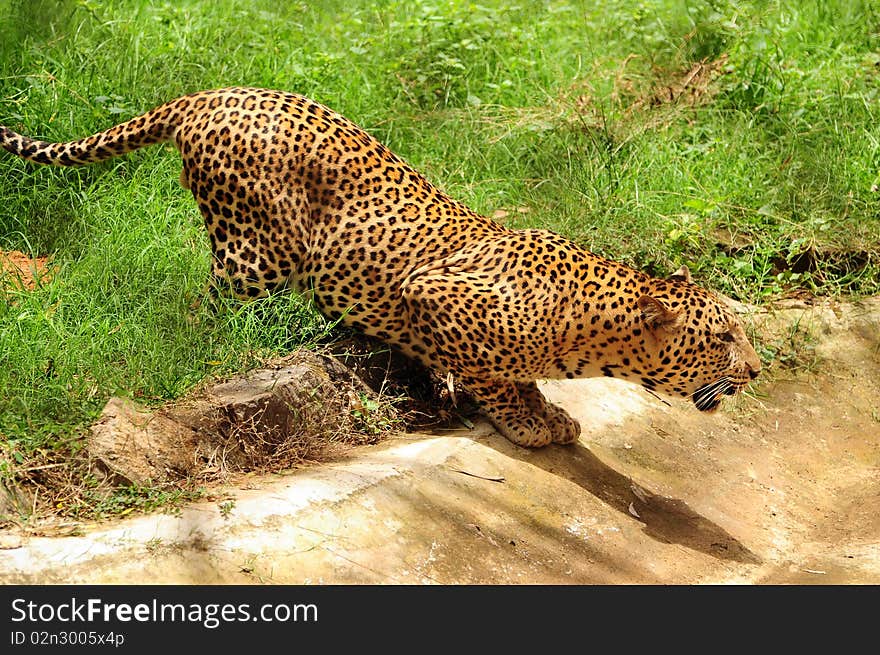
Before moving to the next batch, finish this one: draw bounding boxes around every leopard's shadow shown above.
[342,345,760,565]
[478,431,762,565]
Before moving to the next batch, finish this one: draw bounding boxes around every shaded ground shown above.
[1,297,877,584]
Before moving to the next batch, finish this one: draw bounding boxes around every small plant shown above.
[61,476,204,521]
[218,499,235,519]
[351,393,400,436]
[756,315,819,374]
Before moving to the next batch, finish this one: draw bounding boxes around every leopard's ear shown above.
[668,264,691,283]
[637,295,682,330]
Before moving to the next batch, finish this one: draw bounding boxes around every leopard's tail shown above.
[0,97,190,166]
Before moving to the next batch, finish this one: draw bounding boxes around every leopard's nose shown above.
[748,364,760,380]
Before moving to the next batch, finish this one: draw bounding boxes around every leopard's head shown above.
[634,266,762,412]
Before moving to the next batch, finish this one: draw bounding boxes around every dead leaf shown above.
[446,371,457,406]
[630,484,649,503]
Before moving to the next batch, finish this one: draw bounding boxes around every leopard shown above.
[0,87,762,447]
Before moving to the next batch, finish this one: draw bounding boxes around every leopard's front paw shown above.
[543,403,581,444]
[490,412,553,448]
[516,382,580,445]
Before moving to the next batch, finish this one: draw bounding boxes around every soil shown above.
[0,250,53,290]
[0,252,878,583]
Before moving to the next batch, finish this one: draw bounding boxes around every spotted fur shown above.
[0,87,761,447]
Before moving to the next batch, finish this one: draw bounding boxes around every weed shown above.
[68,478,203,520]
[351,392,403,436]
[218,499,235,519]
[756,314,820,374]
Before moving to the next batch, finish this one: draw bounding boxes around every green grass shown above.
[1,0,878,519]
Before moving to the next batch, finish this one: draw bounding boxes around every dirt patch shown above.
[569,53,730,134]
[0,250,54,291]
[619,53,729,113]
[742,298,880,582]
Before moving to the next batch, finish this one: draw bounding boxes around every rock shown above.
[0,531,23,549]
[87,351,400,485]
[1,476,31,523]
[88,397,207,485]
